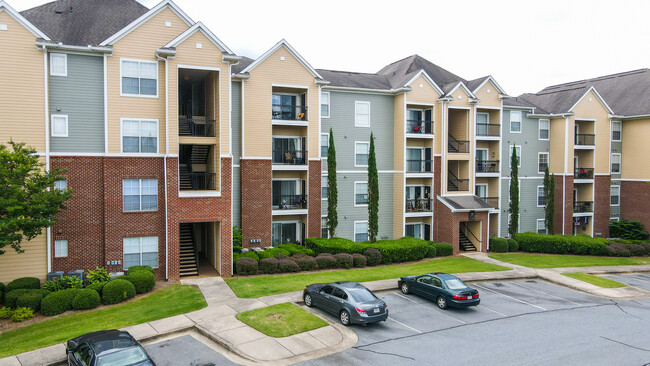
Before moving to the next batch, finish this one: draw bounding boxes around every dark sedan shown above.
[398,272,480,309]
[303,281,388,326]
[67,330,155,366]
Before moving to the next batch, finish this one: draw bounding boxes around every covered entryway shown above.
[435,195,491,254]
[179,222,221,277]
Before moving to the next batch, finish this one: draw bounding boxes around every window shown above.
[54,239,68,257]
[537,219,547,234]
[509,145,521,167]
[321,176,328,199]
[123,236,158,269]
[611,153,621,174]
[355,182,368,205]
[50,53,67,76]
[510,111,522,133]
[54,179,67,191]
[355,142,369,166]
[321,217,329,238]
[355,101,370,127]
[123,179,158,211]
[539,119,550,140]
[476,113,489,135]
[612,121,621,142]
[321,92,330,117]
[610,185,620,206]
[272,222,298,246]
[51,115,68,137]
[610,217,620,224]
[538,152,549,173]
[354,221,368,242]
[321,133,329,158]
[405,223,422,239]
[537,186,545,207]
[121,59,157,96]
[121,119,158,153]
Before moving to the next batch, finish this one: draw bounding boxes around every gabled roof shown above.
[378,55,466,90]
[232,56,254,74]
[442,81,476,99]
[503,96,547,113]
[163,21,234,55]
[20,0,146,46]
[0,0,50,40]
[315,69,392,90]
[437,195,493,212]
[240,39,323,80]
[404,69,444,96]
[468,75,507,95]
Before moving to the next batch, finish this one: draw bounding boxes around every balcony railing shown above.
[575,134,595,146]
[406,120,433,135]
[180,172,216,191]
[406,160,433,173]
[574,168,594,179]
[448,178,469,191]
[179,118,216,137]
[574,201,593,213]
[479,196,499,208]
[448,136,470,153]
[405,198,432,212]
[272,148,307,165]
[476,123,500,137]
[272,105,307,121]
[476,160,500,173]
[273,194,308,210]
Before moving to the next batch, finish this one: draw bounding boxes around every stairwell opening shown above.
[459,221,481,252]
[179,222,221,278]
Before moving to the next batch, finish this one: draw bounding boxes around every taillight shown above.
[472,293,479,298]
[453,295,467,300]
[384,304,388,309]
[355,307,366,313]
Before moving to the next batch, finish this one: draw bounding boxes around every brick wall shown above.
[621,181,650,230]
[553,175,574,235]
[593,175,611,237]
[240,159,272,248]
[433,202,489,254]
[308,161,321,238]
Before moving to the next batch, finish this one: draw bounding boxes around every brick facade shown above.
[240,159,272,248]
[593,175,611,237]
[308,161,322,238]
[620,181,650,230]
[434,203,489,254]
[553,175,575,235]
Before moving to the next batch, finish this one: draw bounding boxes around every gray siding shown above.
[231,81,241,165]
[500,178,546,235]
[610,128,622,219]
[232,167,241,227]
[49,53,104,152]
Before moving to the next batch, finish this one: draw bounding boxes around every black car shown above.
[398,272,480,309]
[303,281,388,326]
[67,330,155,366]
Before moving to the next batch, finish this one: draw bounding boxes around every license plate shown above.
[373,308,380,313]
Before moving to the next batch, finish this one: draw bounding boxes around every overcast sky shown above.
[13,0,650,96]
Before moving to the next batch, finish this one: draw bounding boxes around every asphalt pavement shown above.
[605,273,650,291]
[145,334,240,366]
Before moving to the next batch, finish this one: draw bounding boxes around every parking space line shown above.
[392,292,421,304]
[389,318,422,333]
[478,305,507,317]
[435,310,466,324]
[512,282,581,306]
[474,284,547,311]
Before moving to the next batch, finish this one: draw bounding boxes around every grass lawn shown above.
[236,303,327,338]
[225,257,509,298]
[489,253,650,269]
[0,284,206,358]
[562,272,627,288]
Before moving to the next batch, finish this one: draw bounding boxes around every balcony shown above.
[448,169,470,192]
[448,135,469,153]
[476,123,500,137]
[272,148,307,165]
[575,168,594,180]
[179,144,217,191]
[574,201,593,213]
[575,134,595,146]
[179,118,216,137]
[406,159,433,173]
[406,198,432,213]
[476,160,500,173]
[479,196,499,208]
[406,120,433,135]
[272,104,307,121]
[272,194,308,210]
[180,172,216,191]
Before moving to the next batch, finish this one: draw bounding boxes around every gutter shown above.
[41,44,51,273]
[156,54,171,281]
[320,85,411,95]
[35,40,112,54]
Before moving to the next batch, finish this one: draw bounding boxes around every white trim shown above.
[50,114,68,137]
[241,156,272,160]
[610,153,621,174]
[321,91,330,118]
[509,110,522,133]
[178,191,222,198]
[354,181,368,207]
[122,178,158,212]
[354,141,370,167]
[120,58,159,98]
[610,216,620,222]
[0,1,50,39]
[536,219,547,234]
[320,132,329,158]
[49,53,67,76]
[445,82,477,99]
[120,118,160,154]
[538,152,549,174]
[568,86,614,114]
[611,120,622,142]
[619,178,650,182]
[54,239,68,258]
[537,185,545,208]
[538,119,550,140]
[241,80,245,157]
[354,101,371,127]
[103,54,108,153]
[509,145,521,168]
[500,176,545,180]
[321,85,408,95]
[610,185,620,207]
[164,21,234,54]
[335,170,401,174]
[404,222,425,240]
[404,70,444,95]
[177,64,221,72]
[241,39,323,80]
[43,46,51,273]
[272,209,308,216]
[272,83,309,89]
[471,76,507,96]
[122,236,160,270]
[353,220,369,243]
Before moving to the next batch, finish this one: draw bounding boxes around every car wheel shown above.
[437,296,448,310]
[304,294,313,307]
[340,310,351,326]
[400,282,410,294]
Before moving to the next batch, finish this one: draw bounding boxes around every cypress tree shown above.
[544,166,555,234]
[327,128,338,237]
[509,148,519,237]
[368,132,379,242]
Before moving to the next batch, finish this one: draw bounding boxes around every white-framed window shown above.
[321,91,330,118]
[537,185,545,207]
[610,217,620,224]
[405,223,423,239]
[611,153,621,174]
[321,216,329,238]
[509,145,521,167]
[121,119,158,153]
[355,141,369,167]
[610,185,620,206]
[539,119,550,140]
[123,179,158,211]
[538,152,549,173]
[537,219,547,234]
[50,53,67,76]
[54,239,68,257]
[123,236,158,269]
[355,181,368,206]
[51,115,68,137]
[121,59,157,96]
[354,221,368,242]
[612,121,621,142]
[321,133,329,158]
[54,179,67,191]
[321,175,328,200]
[355,101,370,127]
[272,221,300,246]
[510,111,522,133]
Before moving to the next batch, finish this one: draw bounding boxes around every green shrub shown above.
[0,306,13,319]
[11,307,34,322]
[606,243,631,257]
[507,239,519,252]
[257,248,291,259]
[235,258,258,276]
[259,257,279,274]
[366,237,428,264]
[295,256,317,271]
[233,246,243,254]
[59,276,83,290]
[334,253,354,268]
[515,232,608,256]
[86,281,107,296]
[101,279,136,305]
[278,259,300,273]
[433,243,453,257]
[275,254,289,261]
[87,267,111,284]
[5,289,50,309]
[127,265,155,275]
[352,253,367,267]
[626,244,646,257]
[0,282,4,304]
[127,270,155,294]
[641,243,650,254]
[6,277,41,292]
[610,219,649,240]
[41,289,81,316]
[41,280,62,293]
[315,254,336,269]
[16,292,43,312]
[239,251,260,260]
[425,244,437,258]
[72,289,101,310]
[111,275,128,282]
[363,248,382,266]
[277,243,315,257]
[306,237,365,255]
[490,238,508,253]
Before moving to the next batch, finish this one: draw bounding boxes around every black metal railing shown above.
[479,196,499,208]
[405,198,432,212]
[406,120,433,135]
[406,160,433,173]
[574,201,593,213]
[476,123,500,137]
[272,148,307,165]
[460,222,481,248]
[272,194,308,210]
[179,118,216,137]
[575,134,595,145]
[448,135,470,153]
[272,105,307,121]
[476,160,500,173]
[180,172,216,191]
[574,168,594,179]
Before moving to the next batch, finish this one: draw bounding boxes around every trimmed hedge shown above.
[352,253,367,268]
[295,256,317,271]
[490,238,508,253]
[275,254,289,261]
[606,243,631,257]
[432,243,453,257]
[514,233,608,255]
[315,254,336,269]
[626,244,646,257]
[6,277,41,292]
[278,259,300,273]
[306,238,364,255]
[425,244,437,258]
[363,248,382,266]
[258,248,291,259]
[307,237,429,264]
[5,289,49,309]
[101,279,136,305]
[127,270,155,294]
[86,281,107,296]
[277,243,315,257]
[234,251,260,262]
[334,253,354,269]
[259,257,279,274]
[127,265,155,275]
[507,239,519,252]
[41,289,81,316]
[235,257,258,276]
[16,292,43,312]
[72,289,101,310]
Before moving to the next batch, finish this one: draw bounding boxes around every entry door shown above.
[476,184,488,200]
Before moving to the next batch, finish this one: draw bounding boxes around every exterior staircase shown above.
[459,230,477,251]
[179,223,198,277]
[190,145,210,164]
[179,165,192,190]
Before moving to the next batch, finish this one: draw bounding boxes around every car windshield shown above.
[348,289,377,303]
[444,279,467,290]
[97,346,149,366]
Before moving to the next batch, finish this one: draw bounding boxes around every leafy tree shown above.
[327,128,338,237]
[610,218,649,240]
[0,141,72,255]
[543,167,555,234]
[367,132,379,242]
[508,148,519,237]
[232,225,243,247]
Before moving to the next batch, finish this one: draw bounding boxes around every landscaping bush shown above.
[259,257,279,274]
[86,281,107,296]
[127,270,155,294]
[235,257,258,276]
[16,292,43,312]
[306,237,365,255]
[352,253,367,268]
[233,245,243,254]
[366,237,429,264]
[257,248,291,259]
[72,289,101,310]
[363,248,382,266]
[86,267,111,284]
[41,289,81,316]
[275,254,289,261]
[490,238,508,253]
[41,280,62,293]
[433,243,453,257]
[101,279,136,305]
[278,259,300,273]
[606,243,631,257]
[277,243,315,257]
[238,251,260,260]
[425,244,437,258]
[610,219,649,240]
[6,277,41,292]
[59,276,83,290]
[291,253,310,259]
[642,243,650,255]
[0,306,13,319]
[11,307,34,322]
[5,289,49,309]
[111,275,128,282]
[315,254,336,269]
[625,244,646,257]
[0,282,4,304]
[334,253,354,269]
[507,239,519,252]
[127,265,155,275]
[515,232,608,256]
[295,256,317,271]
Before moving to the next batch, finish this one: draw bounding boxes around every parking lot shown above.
[605,273,650,291]
[144,333,241,366]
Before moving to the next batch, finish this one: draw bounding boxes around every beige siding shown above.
[393,94,405,171]
[393,173,404,238]
[570,90,610,174]
[406,75,440,104]
[447,87,472,108]
[0,235,47,283]
[474,80,501,107]
[549,117,567,174]
[621,118,650,179]
[0,11,45,150]
[434,102,443,154]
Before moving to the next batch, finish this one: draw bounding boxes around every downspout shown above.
[228,60,238,277]
[157,55,170,281]
[563,116,569,235]
[42,45,51,273]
